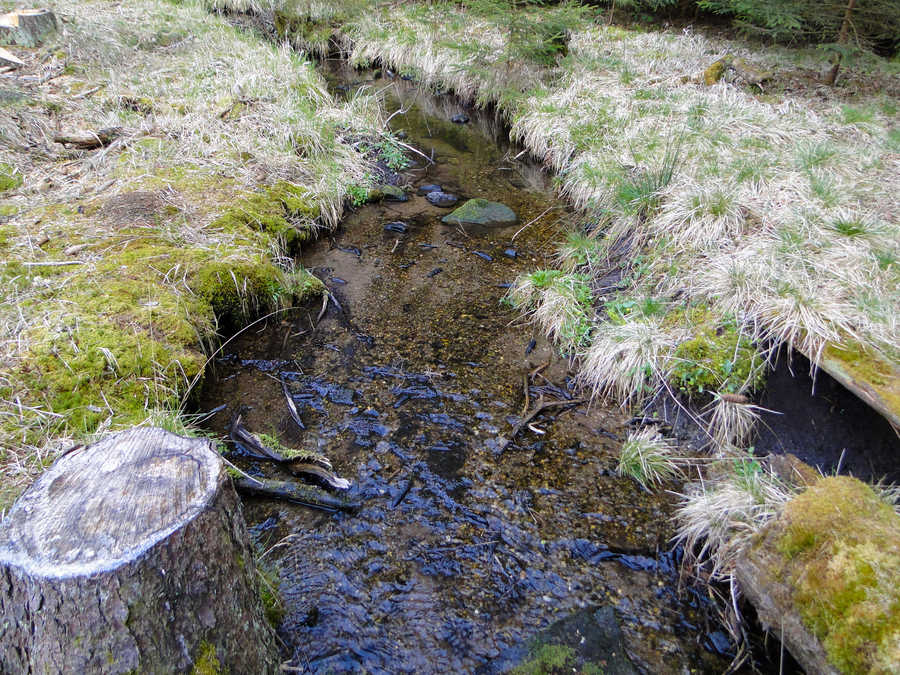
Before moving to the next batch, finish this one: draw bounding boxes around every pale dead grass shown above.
[0,0,382,505]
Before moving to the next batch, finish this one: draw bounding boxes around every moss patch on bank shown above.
[774,476,900,673]
[0,0,384,510]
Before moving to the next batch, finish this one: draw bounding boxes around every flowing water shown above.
[198,63,762,673]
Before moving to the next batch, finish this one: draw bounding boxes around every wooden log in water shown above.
[0,427,278,674]
[234,476,360,512]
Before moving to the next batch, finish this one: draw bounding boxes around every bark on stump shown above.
[0,10,57,47]
[0,427,279,674]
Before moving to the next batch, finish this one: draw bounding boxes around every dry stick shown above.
[520,371,530,416]
[315,291,329,324]
[393,139,434,165]
[281,377,305,430]
[511,206,554,242]
[497,397,587,453]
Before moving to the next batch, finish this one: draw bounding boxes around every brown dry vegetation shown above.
[0,0,387,511]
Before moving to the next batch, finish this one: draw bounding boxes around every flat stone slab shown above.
[441,198,516,227]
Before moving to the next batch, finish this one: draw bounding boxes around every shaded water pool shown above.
[197,64,752,673]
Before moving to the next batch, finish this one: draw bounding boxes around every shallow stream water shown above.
[197,63,771,673]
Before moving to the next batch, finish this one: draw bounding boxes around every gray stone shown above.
[426,191,458,207]
[441,198,517,227]
[417,183,442,195]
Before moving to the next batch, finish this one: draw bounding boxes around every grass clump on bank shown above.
[0,0,386,511]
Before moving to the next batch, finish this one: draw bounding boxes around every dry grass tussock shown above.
[0,0,382,508]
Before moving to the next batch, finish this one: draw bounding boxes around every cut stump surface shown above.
[0,427,278,674]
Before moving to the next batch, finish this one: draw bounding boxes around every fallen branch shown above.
[497,397,587,453]
[0,46,24,68]
[53,127,122,150]
[234,477,359,512]
[281,377,305,430]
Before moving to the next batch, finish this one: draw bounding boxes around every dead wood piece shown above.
[53,126,123,150]
[0,9,57,47]
[234,477,359,512]
[0,46,24,67]
[497,397,587,453]
[282,377,305,430]
[228,412,285,462]
[0,427,278,674]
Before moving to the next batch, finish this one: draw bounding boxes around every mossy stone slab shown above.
[441,198,517,227]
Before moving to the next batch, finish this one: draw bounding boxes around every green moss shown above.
[257,563,286,627]
[824,341,900,421]
[775,476,900,673]
[191,641,222,675]
[256,432,329,464]
[0,162,22,193]
[211,181,319,252]
[669,310,765,396]
[512,644,583,675]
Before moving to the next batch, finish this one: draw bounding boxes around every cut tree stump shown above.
[0,9,57,47]
[0,427,279,674]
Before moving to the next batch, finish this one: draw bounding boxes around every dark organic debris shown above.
[384,221,408,234]
[472,250,493,262]
[427,267,443,278]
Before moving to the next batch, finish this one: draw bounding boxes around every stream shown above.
[197,62,774,673]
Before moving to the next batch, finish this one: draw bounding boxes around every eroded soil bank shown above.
[194,66,789,673]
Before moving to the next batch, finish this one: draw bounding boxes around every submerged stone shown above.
[486,606,637,674]
[417,183,442,195]
[441,199,517,227]
[426,191,458,207]
[370,184,407,202]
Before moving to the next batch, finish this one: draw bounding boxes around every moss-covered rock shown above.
[775,476,900,673]
[441,198,517,227]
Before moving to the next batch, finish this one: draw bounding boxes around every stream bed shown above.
[198,63,771,673]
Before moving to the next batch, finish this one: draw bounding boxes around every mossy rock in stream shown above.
[441,198,517,227]
[488,606,636,674]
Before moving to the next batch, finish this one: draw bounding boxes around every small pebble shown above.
[503,248,517,258]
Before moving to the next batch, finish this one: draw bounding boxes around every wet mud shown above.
[197,65,777,673]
